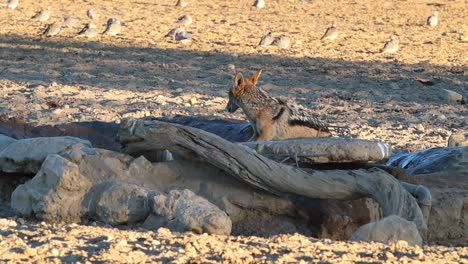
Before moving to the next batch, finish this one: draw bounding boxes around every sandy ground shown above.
[0,0,466,151]
[0,0,467,262]
[1,219,467,263]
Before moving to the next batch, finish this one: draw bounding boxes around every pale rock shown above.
[0,134,16,152]
[0,218,17,227]
[150,189,232,235]
[390,83,400,89]
[156,226,172,237]
[89,181,150,225]
[0,136,92,174]
[351,215,422,246]
[414,124,425,132]
[49,248,59,256]
[441,89,463,104]
[11,154,92,222]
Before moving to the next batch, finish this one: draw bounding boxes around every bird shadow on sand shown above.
[0,33,466,105]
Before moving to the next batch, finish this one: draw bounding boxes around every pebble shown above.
[390,83,400,90]
[414,124,425,131]
[24,247,38,257]
[441,89,463,103]
[117,240,127,246]
[156,227,172,237]
[184,242,197,255]
[385,251,395,259]
[36,246,49,255]
[0,218,18,227]
[393,240,409,251]
[52,108,63,114]
[228,64,236,72]
[50,248,60,256]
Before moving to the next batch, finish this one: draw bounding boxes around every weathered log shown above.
[119,119,426,230]
[241,138,392,164]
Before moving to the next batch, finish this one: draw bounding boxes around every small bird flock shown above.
[0,0,443,53]
[1,0,122,38]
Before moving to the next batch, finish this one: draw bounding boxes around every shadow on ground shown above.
[0,33,466,104]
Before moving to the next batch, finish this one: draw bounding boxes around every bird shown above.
[175,30,192,43]
[427,11,439,27]
[254,0,265,9]
[176,0,188,7]
[31,7,50,22]
[381,35,399,54]
[166,27,185,39]
[258,30,275,47]
[103,18,122,35]
[76,23,98,38]
[272,35,291,49]
[0,0,18,9]
[87,8,100,20]
[64,16,80,28]
[321,23,339,41]
[43,22,61,37]
[175,15,192,27]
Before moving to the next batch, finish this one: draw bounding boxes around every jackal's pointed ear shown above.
[234,72,244,88]
[233,72,246,95]
[248,70,262,86]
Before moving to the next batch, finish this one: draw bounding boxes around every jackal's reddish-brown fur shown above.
[226,70,332,141]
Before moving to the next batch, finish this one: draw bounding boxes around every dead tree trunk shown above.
[120,119,426,231]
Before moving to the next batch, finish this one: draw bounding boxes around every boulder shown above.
[0,136,92,174]
[85,181,150,225]
[6,139,234,235]
[351,215,422,246]
[440,89,464,104]
[11,154,91,222]
[0,134,16,152]
[388,147,467,245]
[149,189,232,235]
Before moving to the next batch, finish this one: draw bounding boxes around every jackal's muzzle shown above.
[225,100,239,113]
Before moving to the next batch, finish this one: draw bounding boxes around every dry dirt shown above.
[0,0,467,262]
[1,219,467,263]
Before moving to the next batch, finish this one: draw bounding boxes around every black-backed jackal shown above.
[226,70,333,141]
